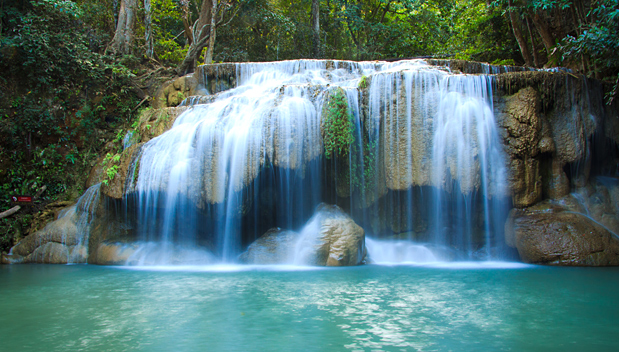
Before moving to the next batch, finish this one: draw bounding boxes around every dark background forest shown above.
[1,0,618,252]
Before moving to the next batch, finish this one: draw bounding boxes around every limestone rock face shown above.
[296,203,366,266]
[101,144,141,199]
[506,203,619,266]
[153,74,203,108]
[136,107,188,143]
[238,228,299,264]
[7,207,89,264]
[90,242,138,265]
[497,87,545,207]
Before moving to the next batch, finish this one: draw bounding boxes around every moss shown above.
[133,157,141,184]
[322,88,354,159]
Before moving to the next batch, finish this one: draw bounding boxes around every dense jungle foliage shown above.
[0,0,618,253]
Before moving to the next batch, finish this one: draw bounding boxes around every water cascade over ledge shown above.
[120,59,510,264]
[8,59,618,266]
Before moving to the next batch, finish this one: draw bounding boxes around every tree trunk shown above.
[526,17,540,67]
[109,0,138,55]
[0,206,20,220]
[530,10,556,64]
[144,0,154,58]
[311,0,321,58]
[181,0,193,45]
[507,0,533,67]
[177,0,214,75]
[204,1,218,64]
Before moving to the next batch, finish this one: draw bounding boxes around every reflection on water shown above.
[1,265,618,351]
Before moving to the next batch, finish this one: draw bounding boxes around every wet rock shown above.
[91,242,138,265]
[101,144,141,199]
[506,204,619,266]
[11,209,78,258]
[27,242,70,264]
[508,157,542,207]
[498,87,544,207]
[296,203,366,266]
[238,228,299,264]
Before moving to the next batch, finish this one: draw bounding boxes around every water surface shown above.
[1,264,618,351]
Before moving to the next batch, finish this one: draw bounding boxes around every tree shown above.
[177,0,243,75]
[311,0,321,58]
[145,0,154,58]
[507,0,533,66]
[108,0,138,55]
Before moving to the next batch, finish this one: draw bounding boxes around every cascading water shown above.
[126,59,510,264]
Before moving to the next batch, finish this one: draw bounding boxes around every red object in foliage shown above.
[12,196,32,203]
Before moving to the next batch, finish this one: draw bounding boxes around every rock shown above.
[543,159,570,199]
[497,87,545,207]
[101,144,141,199]
[501,87,542,157]
[135,107,188,143]
[239,204,366,266]
[238,228,299,264]
[153,75,201,108]
[27,242,70,264]
[506,204,619,265]
[296,203,366,266]
[90,242,138,265]
[11,209,78,258]
[508,156,542,207]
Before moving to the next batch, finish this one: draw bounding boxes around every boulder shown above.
[506,203,619,266]
[11,208,79,258]
[239,204,366,266]
[238,228,298,264]
[90,242,138,265]
[296,203,366,266]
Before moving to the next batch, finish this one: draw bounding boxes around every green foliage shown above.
[106,164,120,180]
[0,0,140,221]
[323,89,354,159]
[358,76,368,89]
[558,0,619,103]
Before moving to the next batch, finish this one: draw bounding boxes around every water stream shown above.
[123,59,510,264]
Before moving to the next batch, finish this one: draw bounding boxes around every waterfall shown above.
[127,59,509,263]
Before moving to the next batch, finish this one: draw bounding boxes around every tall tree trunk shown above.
[311,0,321,58]
[109,0,138,55]
[530,10,556,64]
[144,0,154,58]
[525,17,540,67]
[177,0,214,75]
[204,1,218,64]
[507,0,533,67]
[181,0,193,45]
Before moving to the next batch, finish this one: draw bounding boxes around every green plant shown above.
[358,76,368,89]
[322,88,354,159]
[106,164,120,180]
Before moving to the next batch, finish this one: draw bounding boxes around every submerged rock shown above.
[91,242,138,265]
[506,203,619,266]
[238,228,298,264]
